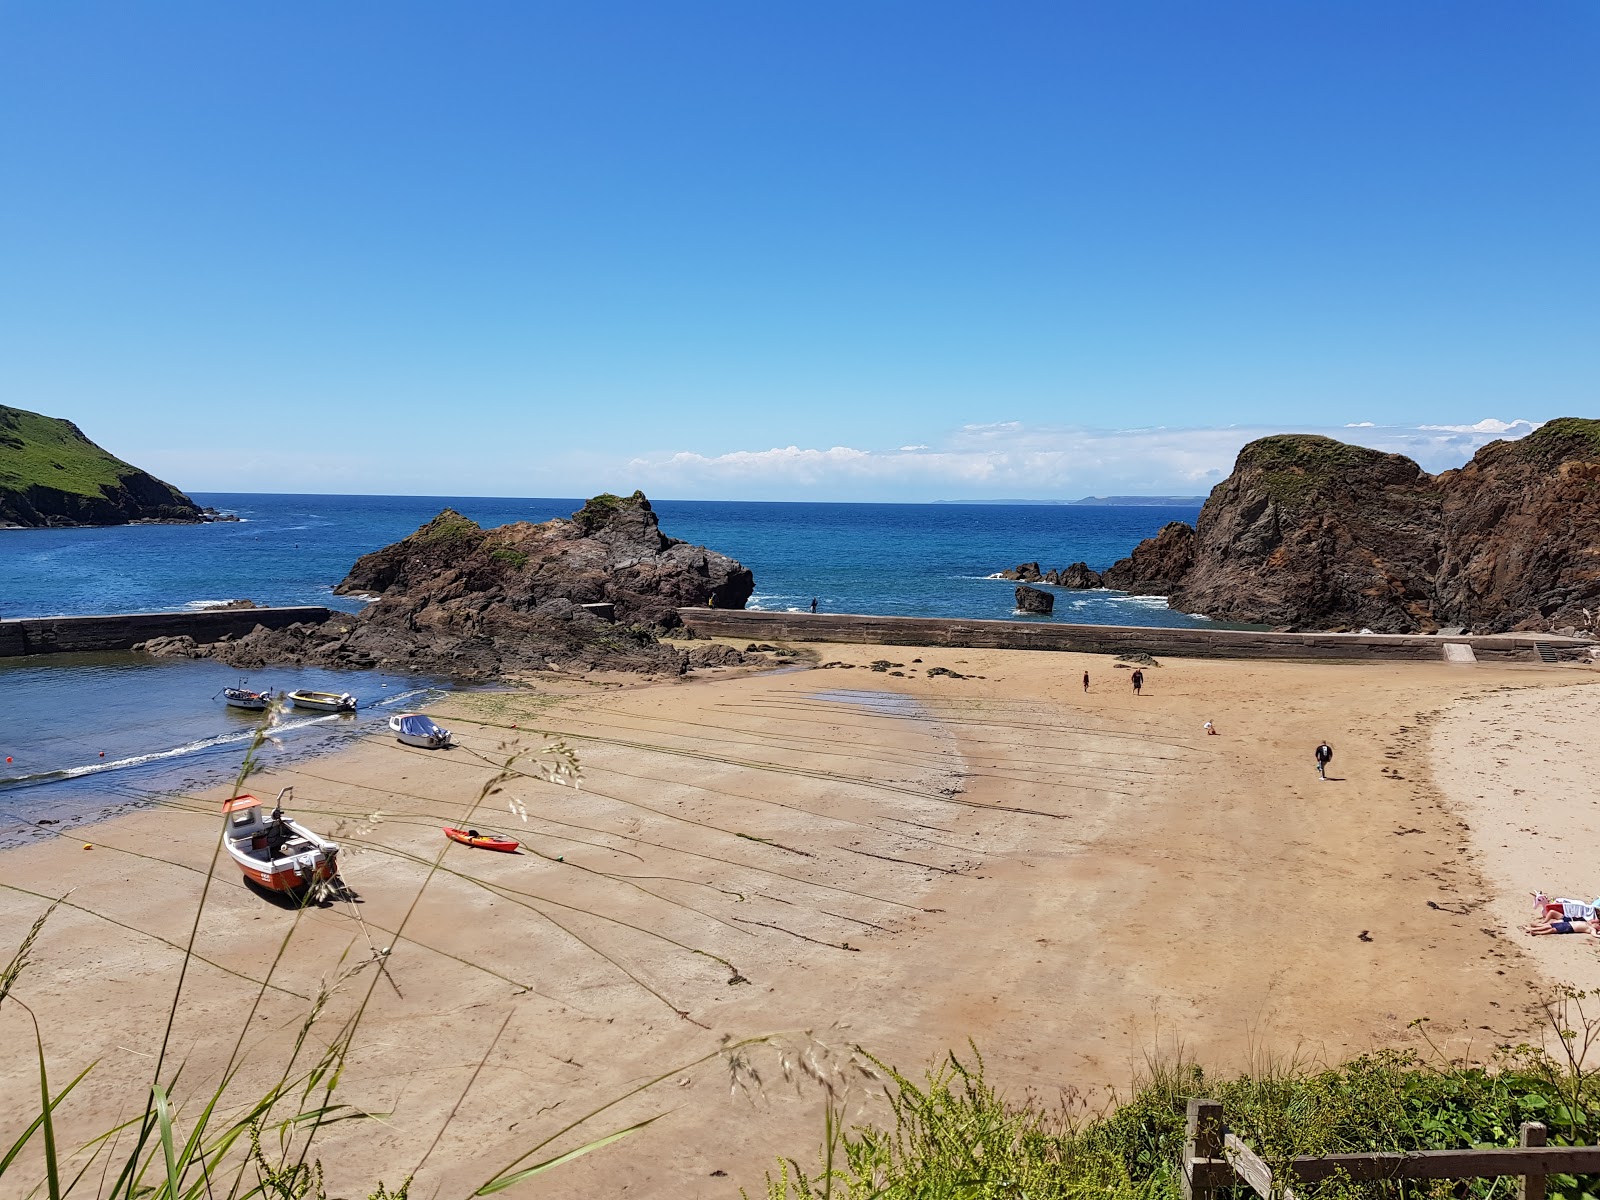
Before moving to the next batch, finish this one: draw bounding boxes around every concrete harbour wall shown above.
[0,606,332,658]
[680,609,1591,664]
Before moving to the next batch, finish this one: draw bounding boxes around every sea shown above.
[0,494,1203,840]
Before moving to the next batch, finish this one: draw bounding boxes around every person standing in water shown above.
[1131,669,1144,695]
[1315,740,1334,780]
[810,597,818,613]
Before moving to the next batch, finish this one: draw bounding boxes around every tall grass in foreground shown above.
[765,999,1600,1200]
[0,696,728,1199]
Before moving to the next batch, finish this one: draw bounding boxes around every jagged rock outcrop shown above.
[1101,523,1196,597]
[140,492,757,679]
[1102,420,1600,633]
[1057,561,1104,589]
[0,404,221,527]
[998,562,1044,582]
[1434,420,1600,631]
[1015,584,1055,614]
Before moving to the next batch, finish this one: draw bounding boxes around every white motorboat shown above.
[223,685,272,711]
[288,689,358,712]
[390,712,452,749]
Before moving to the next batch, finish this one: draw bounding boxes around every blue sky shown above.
[1,2,1594,499]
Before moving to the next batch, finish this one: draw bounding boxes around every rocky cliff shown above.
[0,405,217,527]
[1096,420,1600,633]
[141,491,757,679]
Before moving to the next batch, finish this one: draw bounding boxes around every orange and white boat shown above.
[223,787,340,894]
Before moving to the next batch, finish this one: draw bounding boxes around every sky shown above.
[0,2,1595,501]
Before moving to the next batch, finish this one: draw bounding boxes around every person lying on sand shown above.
[1532,893,1600,922]
[1526,918,1594,936]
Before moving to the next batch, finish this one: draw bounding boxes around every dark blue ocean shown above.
[0,495,1200,839]
[5,493,1203,625]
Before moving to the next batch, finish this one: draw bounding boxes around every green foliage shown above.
[1516,418,1600,464]
[0,404,173,499]
[766,1019,1600,1200]
[489,547,529,569]
[412,508,483,546]
[573,490,651,532]
[1234,434,1425,510]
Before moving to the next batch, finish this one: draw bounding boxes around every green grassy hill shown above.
[0,404,206,527]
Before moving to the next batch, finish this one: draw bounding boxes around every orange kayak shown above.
[444,827,520,853]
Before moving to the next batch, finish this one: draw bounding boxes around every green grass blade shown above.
[34,1022,62,1200]
[152,1085,181,1200]
[474,1113,664,1195]
[0,1059,93,1179]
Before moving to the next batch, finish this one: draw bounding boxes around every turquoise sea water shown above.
[0,494,1201,836]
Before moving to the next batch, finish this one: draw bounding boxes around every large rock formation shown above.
[1057,561,1104,589]
[1100,523,1195,596]
[0,405,221,527]
[142,491,757,679]
[1014,584,1055,615]
[1102,420,1600,633]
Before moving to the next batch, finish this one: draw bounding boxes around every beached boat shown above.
[443,826,520,853]
[223,685,272,711]
[223,787,339,894]
[287,689,357,712]
[390,713,452,749]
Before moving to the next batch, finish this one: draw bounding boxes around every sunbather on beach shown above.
[1526,917,1594,936]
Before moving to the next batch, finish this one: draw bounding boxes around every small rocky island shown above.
[1018,418,1600,634]
[139,491,756,679]
[0,404,231,527]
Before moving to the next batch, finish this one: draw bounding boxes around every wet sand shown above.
[0,644,1594,1198]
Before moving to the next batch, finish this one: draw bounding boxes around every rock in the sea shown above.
[1015,584,1055,614]
[1057,561,1104,589]
[999,562,1044,582]
[1100,419,1600,633]
[186,491,755,680]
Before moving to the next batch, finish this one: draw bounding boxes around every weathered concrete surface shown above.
[681,609,1594,664]
[0,607,332,657]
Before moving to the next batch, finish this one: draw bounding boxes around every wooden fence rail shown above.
[1182,1099,1597,1200]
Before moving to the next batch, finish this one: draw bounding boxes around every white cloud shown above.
[624,419,1544,500]
[1418,418,1537,435]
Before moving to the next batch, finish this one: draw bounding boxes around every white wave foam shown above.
[185,599,244,610]
[1112,594,1173,608]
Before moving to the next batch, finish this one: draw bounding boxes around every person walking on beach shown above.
[1315,740,1334,780]
[810,597,818,613]
[1131,669,1144,695]
[1082,670,1090,693]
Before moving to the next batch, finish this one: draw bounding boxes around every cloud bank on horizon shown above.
[625,418,1543,501]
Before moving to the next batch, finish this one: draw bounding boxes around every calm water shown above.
[4,493,1203,625]
[0,494,1200,832]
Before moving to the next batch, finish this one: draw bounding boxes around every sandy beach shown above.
[2,643,1597,1198]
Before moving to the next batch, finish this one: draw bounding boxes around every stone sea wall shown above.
[680,609,1593,663]
[0,606,332,657]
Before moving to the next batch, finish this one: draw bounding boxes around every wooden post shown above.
[1519,1122,1547,1200]
[1183,1099,1225,1200]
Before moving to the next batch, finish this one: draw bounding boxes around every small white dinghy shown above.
[223,682,272,711]
[223,787,339,895]
[390,712,452,749]
[288,689,357,712]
